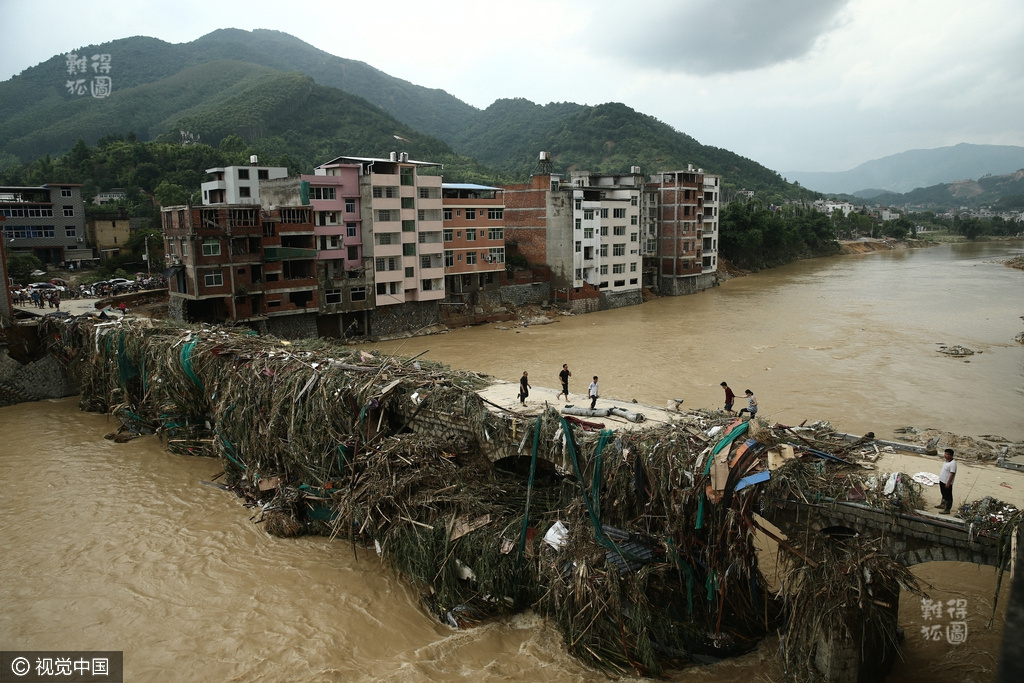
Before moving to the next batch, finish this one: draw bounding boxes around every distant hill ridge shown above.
[0,28,803,194]
[785,143,1024,195]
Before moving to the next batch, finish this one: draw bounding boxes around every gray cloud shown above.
[595,0,850,74]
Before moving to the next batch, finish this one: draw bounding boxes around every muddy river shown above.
[2,241,1021,681]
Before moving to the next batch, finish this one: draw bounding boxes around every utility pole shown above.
[145,235,151,276]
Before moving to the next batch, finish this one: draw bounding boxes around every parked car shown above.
[29,282,58,290]
[107,278,132,286]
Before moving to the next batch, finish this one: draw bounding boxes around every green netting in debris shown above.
[180,339,204,391]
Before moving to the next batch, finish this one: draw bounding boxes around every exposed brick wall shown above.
[264,313,318,340]
[0,348,78,406]
[499,282,552,307]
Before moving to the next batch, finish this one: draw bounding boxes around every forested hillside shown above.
[0,29,810,198]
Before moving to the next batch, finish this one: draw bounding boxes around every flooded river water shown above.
[2,242,1021,681]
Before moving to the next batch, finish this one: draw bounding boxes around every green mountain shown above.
[864,170,1024,211]
[785,143,1024,195]
[0,29,805,196]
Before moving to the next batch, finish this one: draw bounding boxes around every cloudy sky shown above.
[1,0,1022,173]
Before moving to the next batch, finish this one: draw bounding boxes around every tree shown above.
[6,253,43,285]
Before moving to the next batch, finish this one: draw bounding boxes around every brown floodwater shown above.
[2,242,1020,681]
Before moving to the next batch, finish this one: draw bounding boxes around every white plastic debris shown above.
[543,521,569,551]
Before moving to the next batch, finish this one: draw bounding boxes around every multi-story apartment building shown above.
[441,183,505,300]
[503,166,644,311]
[201,160,288,205]
[162,202,319,336]
[1,183,90,267]
[700,174,720,282]
[261,170,373,338]
[316,153,445,335]
[567,170,645,299]
[647,168,717,295]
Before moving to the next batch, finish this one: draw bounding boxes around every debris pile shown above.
[38,316,1021,679]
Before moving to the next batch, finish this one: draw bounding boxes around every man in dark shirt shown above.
[721,381,736,414]
[557,364,572,400]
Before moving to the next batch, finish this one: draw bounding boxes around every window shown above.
[258,169,269,180]
[600,265,608,275]
[488,227,503,240]
[631,263,637,272]
[631,196,638,206]
[376,233,394,246]
[466,252,477,265]
[443,229,453,241]
[575,268,582,280]
[613,244,625,256]
[238,169,250,179]
[600,226,608,236]
[347,223,358,237]
[613,263,625,274]
[64,227,77,237]
[583,209,594,220]
[599,244,608,257]
[351,287,367,301]
[631,215,638,225]
[466,229,476,241]
[376,209,397,222]
[202,240,221,256]
[376,282,387,295]
[615,280,626,287]
[345,246,358,261]
[575,218,581,230]
[238,186,251,198]
[310,186,336,200]
[600,208,609,218]
[613,208,626,219]
[345,199,356,213]
[488,247,504,263]
[583,228,593,239]
[405,266,415,278]
[403,243,416,256]
[575,241,581,253]
[466,208,476,220]
[60,188,72,197]
[444,208,453,221]
[444,250,454,267]
[613,226,626,236]
[281,208,311,224]
[204,271,224,287]
[631,232,638,242]
[488,208,503,220]
[401,197,415,209]
[63,206,74,217]
[402,219,416,232]
[630,278,638,285]
[325,289,343,304]
[400,167,414,186]
[574,199,582,210]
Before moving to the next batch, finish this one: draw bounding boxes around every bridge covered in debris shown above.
[34,316,1023,681]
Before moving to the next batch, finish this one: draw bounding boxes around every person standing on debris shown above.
[518,371,531,405]
[557,364,572,400]
[737,389,758,418]
[589,376,600,410]
[721,381,736,415]
[935,448,957,514]
[119,301,127,316]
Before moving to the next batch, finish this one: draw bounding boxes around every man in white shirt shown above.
[935,448,957,514]
[588,376,599,410]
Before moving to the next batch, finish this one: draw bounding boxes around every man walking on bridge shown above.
[935,448,957,514]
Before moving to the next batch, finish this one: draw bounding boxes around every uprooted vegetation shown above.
[42,316,1021,679]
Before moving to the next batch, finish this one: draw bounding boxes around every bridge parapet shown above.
[765,498,1005,568]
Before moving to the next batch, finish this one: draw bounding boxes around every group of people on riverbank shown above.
[14,288,61,310]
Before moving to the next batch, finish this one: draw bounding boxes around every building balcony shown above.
[264,247,317,262]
